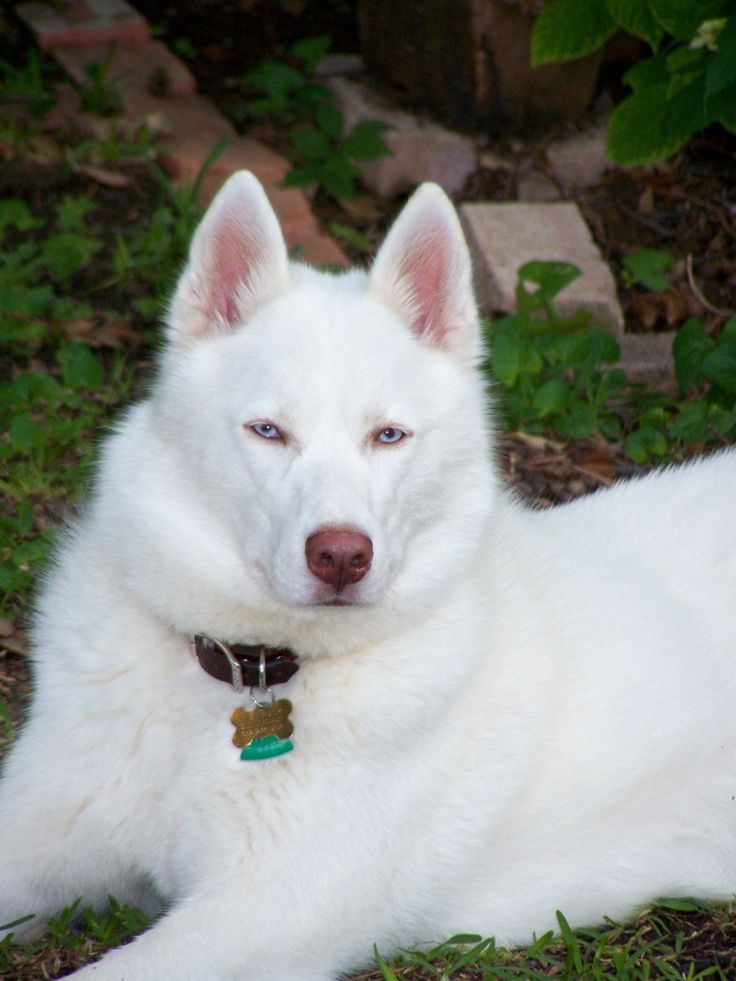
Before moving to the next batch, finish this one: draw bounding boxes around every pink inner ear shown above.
[398,229,452,342]
[209,219,264,326]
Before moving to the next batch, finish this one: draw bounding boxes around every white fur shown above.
[1,172,735,980]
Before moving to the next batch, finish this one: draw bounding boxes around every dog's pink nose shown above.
[305,529,373,592]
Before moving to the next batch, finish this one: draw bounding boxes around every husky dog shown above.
[1,172,735,980]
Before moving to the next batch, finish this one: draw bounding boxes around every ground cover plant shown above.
[1,19,736,980]
[240,33,390,198]
[485,260,736,463]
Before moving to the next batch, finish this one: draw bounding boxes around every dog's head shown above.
[115,172,499,650]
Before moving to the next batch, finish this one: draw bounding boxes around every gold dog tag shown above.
[230,699,294,749]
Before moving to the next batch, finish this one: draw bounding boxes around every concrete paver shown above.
[460,201,624,335]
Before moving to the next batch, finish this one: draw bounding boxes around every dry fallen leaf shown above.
[72,164,133,188]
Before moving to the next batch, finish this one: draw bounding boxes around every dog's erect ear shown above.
[368,183,480,360]
[166,171,290,344]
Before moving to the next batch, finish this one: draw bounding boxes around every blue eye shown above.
[251,422,281,440]
[375,427,405,445]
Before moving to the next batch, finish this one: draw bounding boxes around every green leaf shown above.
[531,0,616,65]
[0,198,40,232]
[672,317,714,390]
[244,61,304,101]
[655,897,710,913]
[624,425,668,462]
[700,340,736,394]
[289,127,331,162]
[531,377,569,417]
[705,16,736,100]
[315,102,344,140]
[648,0,729,41]
[622,249,674,291]
[605,0,665,49]
[56,194,95,233]
[10,413,46,453]
[667,400,709,444]
[41,232,101,281]
[624,52,668,92]
[14,501,35,536]
[327,222,372,254]
[341,120,390,161]
[313,154,360,199]
[283,161,324,189]
[0,284,53,317]
[373,945,399,980]
[561,404,598,441]
[488,316,522,386]
[517,261,581,309]
[59,343,103,391]
[606,58,715,164]
[723,315,736,340]
[291,34,331,74]
[597,368,627,400]
[294,80,331,110]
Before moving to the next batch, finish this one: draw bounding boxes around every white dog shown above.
[1,171,735,980]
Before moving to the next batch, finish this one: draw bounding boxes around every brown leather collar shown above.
[193,634,299,692]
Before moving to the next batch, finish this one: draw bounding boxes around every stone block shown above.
[545,121,612,191]
[314,54,365,78]
[328,77,476,198]
[516,171,560,201]
[460,201,624,334]
[17,0,148,49]
[618,333,676,392]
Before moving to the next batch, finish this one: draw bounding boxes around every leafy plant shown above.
[0,195,105,354]
[70,46,123,116]
[244,35,332,123]
[485,261,626,441]
[669,316,736,436]
[243,35,389,198]
[70,122,158,168]
[486,261,736,463]
[0,48,54,117]
[622,248,674,291]
[531,0,736,165]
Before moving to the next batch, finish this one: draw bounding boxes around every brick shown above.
[162,135,287,204]
[165,142,349,269]
[295,234,350,269]
[41,16,348,271]
[52,39,196,98]
[460,202,624,335]
[17,0,148,49]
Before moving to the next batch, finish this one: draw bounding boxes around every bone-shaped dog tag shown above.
[230,699,294,760]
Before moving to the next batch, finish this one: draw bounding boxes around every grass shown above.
[0,899,150,980]
[2,898,735,978]
[1,40,735,981]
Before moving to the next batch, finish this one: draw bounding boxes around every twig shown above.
[685,254,734,317]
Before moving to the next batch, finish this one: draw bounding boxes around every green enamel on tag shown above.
[240,735,294,761]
